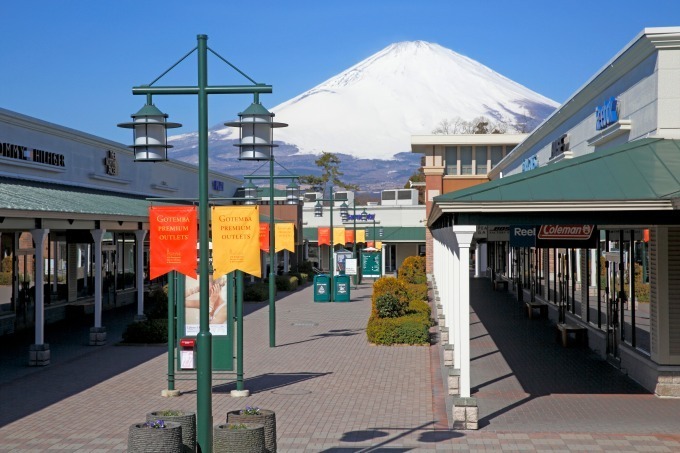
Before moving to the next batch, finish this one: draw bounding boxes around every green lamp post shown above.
[119,34,274,453]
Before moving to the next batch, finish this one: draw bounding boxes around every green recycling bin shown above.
[313,274,331,302]
[334,274,351,302]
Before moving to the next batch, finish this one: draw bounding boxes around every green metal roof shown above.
[0,178,151,218]
[304,226,425,242]
[431,138,680,226]
[435,138,680,203]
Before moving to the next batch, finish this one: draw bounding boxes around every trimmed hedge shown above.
[366,313,430,345]
[366,256,431,345]
[244,282,270,302]
[275,275,299,292]
[122,318,168,344]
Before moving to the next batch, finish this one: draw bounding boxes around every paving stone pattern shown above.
[0,277,678,452]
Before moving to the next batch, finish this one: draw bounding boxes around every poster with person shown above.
[184,274,228,336]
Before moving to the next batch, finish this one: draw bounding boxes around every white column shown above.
[475,245,481,277]
[450,228,460,366]
[284,250,290,273]
[30,228,49,345]
[90,229,105,328]
[453,225,476,399]
[135,229,147,320]
[479,243,488,277]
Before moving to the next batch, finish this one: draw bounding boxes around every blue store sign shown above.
[595,97,619,130]
[509,225,537,247]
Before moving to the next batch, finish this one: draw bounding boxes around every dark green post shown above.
[269,147,276,347]
[167,271,176,391]
[352,202,357,287]
[195,34,213,453]
[236,270,245,389]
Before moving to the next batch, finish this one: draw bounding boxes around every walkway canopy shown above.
[429,138,680,228]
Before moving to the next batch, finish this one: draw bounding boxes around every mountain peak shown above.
[201,41,558,160]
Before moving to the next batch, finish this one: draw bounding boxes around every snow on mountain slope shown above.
[203,40,558,160]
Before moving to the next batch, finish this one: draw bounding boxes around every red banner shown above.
[260,223,270,252]
[345,229,355,244]
[149,206,197,279]
[318,227,331,246]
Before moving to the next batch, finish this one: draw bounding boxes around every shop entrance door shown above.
[603,251,621,361]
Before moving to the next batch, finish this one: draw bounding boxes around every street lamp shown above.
[235,174,300,348]
[313,186,339,299]
[226,98,287,348]
[119,34,273,453]
[340,201,358,286]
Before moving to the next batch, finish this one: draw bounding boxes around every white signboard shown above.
[345,258,357,276]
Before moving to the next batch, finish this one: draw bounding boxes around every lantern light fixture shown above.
[314,201,323,217]
[118,101,182,162]
[225,97,287,161]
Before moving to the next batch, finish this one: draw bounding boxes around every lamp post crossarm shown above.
[132,85,272,96]
[208,48,259,85]
[244,175,300,180]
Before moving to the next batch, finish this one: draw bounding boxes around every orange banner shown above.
[318,227,331,246]
[333,227,345,245]
[275,223,295,253]
[149,206,197,279]
[212,206,261,277]
[345,229,355,244]
[260,223,270,252]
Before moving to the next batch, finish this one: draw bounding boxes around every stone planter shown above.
[226,409,276,452]
[147,411,196,452]
[128,421,182,453]
[214,423,265,453]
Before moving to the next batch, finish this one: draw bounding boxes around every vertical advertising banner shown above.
[259,223,270,252]
[184,274,228,336]
[275,223,295,253]
[345,229,355,244]
[333,227,346,245]
[356,229,366,244]
[318,227,331,246]
[149,206,197,279]
[212,206,261,277]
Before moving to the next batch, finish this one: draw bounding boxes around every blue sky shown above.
[2,1,679,144]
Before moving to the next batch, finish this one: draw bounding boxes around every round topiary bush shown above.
[375,293,407,318]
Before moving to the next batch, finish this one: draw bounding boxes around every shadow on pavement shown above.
[212,371,331,395]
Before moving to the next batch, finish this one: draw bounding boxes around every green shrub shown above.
[366,314,430,345]
[122,318,168,343]
[275,275,299,291]
[144,286,169,320]
[244,282,270,302]
[398,256,427,284]
[634,263,650,302]
[290,272,309,284]
[407,298,432,320]
[372,277,409,314]
[296,260,314,275]
[0,272,11,286]
[404,282,428,302]
[376,293,407,318]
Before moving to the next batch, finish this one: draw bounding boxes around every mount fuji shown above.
[168,41,558,189]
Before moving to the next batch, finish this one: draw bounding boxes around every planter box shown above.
[226,409,276,452]
[147,411,196,452]
[214,423,265,453]
[128,421,182,453]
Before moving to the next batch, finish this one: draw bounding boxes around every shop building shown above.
[429,27,680,398]
[0,107,243,364]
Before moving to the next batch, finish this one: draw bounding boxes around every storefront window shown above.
[490,146,503,168]
[460,146,472,175]
[116,233,136,290]
[444,146,457,175]
[475,146,488,174]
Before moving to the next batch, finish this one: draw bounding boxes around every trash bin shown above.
[334,274,351,302]
[313,274,331,302]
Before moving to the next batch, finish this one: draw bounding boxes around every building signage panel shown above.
[1,141,66,167]
[550,134,570,159]
[522,155,538,172]
[487,226,509,242]
[536,224,598,248]
[595,97,619,130]
[510,225,537,247]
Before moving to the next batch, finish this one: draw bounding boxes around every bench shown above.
[525,301,548,319]
[493,279,508,291]
[555,323,588,348]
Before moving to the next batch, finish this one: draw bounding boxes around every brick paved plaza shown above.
[1,277,679,452]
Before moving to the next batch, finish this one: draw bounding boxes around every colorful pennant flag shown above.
[318,227,331,246]
[333,227,346,245]
[345,229,355,244]
[275,223,295,252]
[211,206,261,277]
[259,223,270,252]
[149,206,197,279]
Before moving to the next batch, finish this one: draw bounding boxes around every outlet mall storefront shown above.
[0,108,242,364]
[430,28,680,398]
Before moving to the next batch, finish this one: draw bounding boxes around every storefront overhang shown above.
[0,177,152,221]
[430,138,680,227]
[303,226,425,242]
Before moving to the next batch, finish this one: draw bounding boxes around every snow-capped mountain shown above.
[168,41,557,189]
[201,40,558,160]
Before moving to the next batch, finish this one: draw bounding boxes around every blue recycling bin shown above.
[313,274,331,302]
[333,274,351,302]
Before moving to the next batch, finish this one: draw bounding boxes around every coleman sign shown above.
[509,225,598,248]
